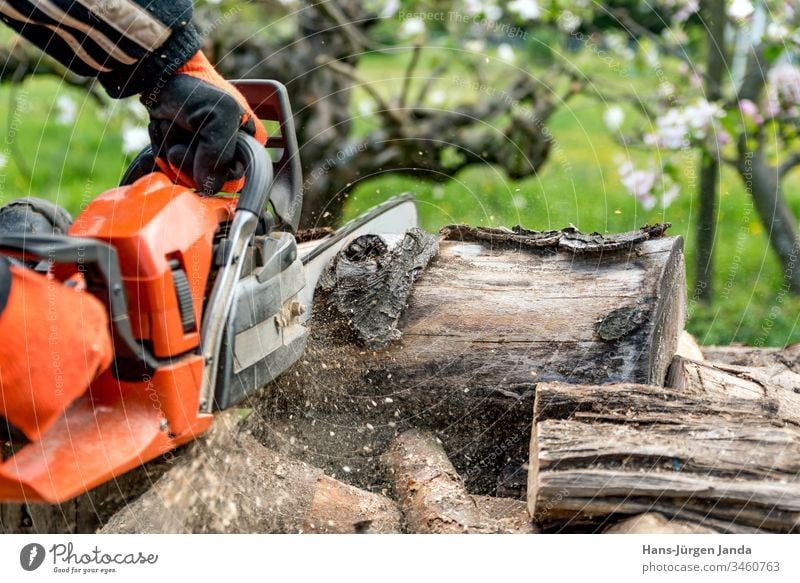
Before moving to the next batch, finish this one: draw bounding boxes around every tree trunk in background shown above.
[695,0,727,302]
[696,152,718,300]
[735,42,800,294]
[740,151,800,293]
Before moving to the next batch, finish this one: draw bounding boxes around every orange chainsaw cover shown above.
[0,264,112,441]
[69,173,237,358]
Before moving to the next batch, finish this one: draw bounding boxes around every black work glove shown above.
[141,51,266,194]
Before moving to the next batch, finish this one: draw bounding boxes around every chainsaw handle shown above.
[120,132,273,217]
[233,132,273,217]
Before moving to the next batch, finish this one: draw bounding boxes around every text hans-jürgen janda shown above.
[643,545,752,558]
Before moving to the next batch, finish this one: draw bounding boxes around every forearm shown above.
[0,0,199,97]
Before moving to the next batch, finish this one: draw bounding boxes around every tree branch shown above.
[398,43,422,110]
[315,55,406,129]
[610,8,710,86]
[314,1,379,52]
[414,63,447,108]
[779,152,800,177]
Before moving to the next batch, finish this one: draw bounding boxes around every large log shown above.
[249,226,686,494]
[101,415,401,534]
[528,382,800,533]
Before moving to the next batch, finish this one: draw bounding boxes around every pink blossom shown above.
[767,63,800,114]
[622,170,655,198]
[738,99,763,124]
[618,161,680,210]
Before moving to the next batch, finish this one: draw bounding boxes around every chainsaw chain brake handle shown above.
[120,79,303,234]
[196,131,272,413]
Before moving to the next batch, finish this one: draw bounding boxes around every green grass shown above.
[1,49,798,346]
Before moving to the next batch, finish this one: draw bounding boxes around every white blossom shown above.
[557,10,581,33]
[647,99,723,149]
[659,0,699,23]
[379,0,400,18]
[661,183,680,208]
[619,161,657,209]
[465,39,486,52]
[728,0,754,20]
[497,43,516,63]
[55,95,77,125]
[399,16,425,37]
[429,90,446,105]
[357,99,374,116]
[618,161,680,210]
[121,124,150,155]
[507,0,541,21]
[766,21,789,42]
[767,62,800,114]
[603,106,625,131]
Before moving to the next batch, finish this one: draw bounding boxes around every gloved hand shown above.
[142,51,267,195]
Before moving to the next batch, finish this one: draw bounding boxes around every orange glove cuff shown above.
[157,51,267,193]
[176,52,268,145]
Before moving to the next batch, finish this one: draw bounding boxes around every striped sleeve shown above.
[0,0,200,98]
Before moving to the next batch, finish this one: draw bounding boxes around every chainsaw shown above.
[0,80,418,504]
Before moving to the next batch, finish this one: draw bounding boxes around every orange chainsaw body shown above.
[0,174,234,503]
[0,79,304,504]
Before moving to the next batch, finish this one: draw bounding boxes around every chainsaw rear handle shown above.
[232,132,272,217]
[121,132,272,217]
[121,80,303,233]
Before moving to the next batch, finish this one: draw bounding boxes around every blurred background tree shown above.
[0,0,799,346]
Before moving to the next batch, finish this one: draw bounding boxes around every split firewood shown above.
[676,331,704,361]
[528,382,800,533]
[702,343,800,371]
[666,356,800,424]
[101,414,401,534]
[251,226,686,494]
[381,430,535,534]
[605,513,717,534]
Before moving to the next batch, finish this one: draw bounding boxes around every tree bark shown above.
[381,430,494,534]
[694,0,728,301]
[528,381,800,533]
[249,226,687,494]
[666,355,800,423]
[738,149,800,293]
[735,45,800,293]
